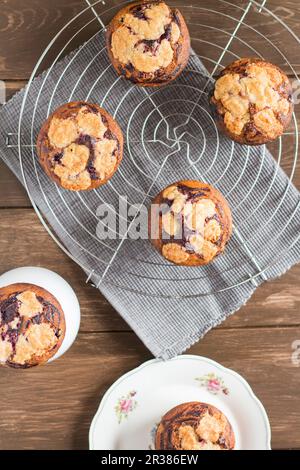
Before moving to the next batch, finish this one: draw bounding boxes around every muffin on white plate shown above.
[156,402,235,450]
[0,283,65,368]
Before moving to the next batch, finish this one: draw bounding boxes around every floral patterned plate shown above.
[89,355,271,450]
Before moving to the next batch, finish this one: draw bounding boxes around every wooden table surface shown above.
[0,0,300,450]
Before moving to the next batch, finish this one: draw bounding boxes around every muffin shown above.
[37,101,124,191]
[155,402,235,450]
[210,58,293,145]
[149,180,232,266]
[0,283,65,368]
[106,1,190,86]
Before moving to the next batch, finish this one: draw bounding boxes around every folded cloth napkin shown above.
[0,32,299,359]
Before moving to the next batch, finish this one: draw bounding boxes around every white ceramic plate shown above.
[0,266,81,361]
[90,355,271,450]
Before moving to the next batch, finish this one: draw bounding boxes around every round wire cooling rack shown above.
[15,0,300,299]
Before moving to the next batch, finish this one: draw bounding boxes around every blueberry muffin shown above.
[149,180,232,266]
[210,58,293,145]
[106,1,190,86]
[0,283,65,369]
[155,402,235,450]
[37,101,124,191]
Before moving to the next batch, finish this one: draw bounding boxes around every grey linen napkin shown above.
[0,32,300,359]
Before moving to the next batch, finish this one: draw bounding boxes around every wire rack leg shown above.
[5,133,35,149]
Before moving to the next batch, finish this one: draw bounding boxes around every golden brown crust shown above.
[210,58,293,146]
[37,101,124,191]
[149,180,233,266]
[155,402,235,450]
[0,283,65,369]
[106,1,190,87]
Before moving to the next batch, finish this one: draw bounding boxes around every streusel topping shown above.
[48,117,78,148]
[47,105,119,190]
[162,243,189,264]
[111,2,181,73]
[178,411,228,451]
[160,184,224,264]
[0,289,63,367]
[213,61,292,138]
[178,425,222,451]
[17,291,43,318]
[13,323,58,365]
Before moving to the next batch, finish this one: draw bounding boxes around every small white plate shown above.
[0,266,81,361]
[89,355,271,450]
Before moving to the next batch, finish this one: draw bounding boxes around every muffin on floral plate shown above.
[155,402,235,450]
[0,283,65,368]
[149,180,233,266]
[37,101,123,191]
[106,1,190,86]
[210,58,293,145]
[89,355,271,450]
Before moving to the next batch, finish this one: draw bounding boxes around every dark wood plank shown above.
[1,0,300,80]
[0,209,299,331]
[0,0,85,79]
[0,327,299,449]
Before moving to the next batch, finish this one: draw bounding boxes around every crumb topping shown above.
[123,2,170,40]
[177,411,228,450]
[17,291,43,318]
[47,105,119,190]
[196,411,227,443]
[204,218,222,243]
[162,243,189,264]
[213,60,291,139]
[253,108,283,139]
[0,288,63,367]
[160,184,225,264]
[76,107,106,139]
[178,425,222,451]
[111,2,181,73]
[94,139,118,180]
[0,339,13,363]
[13,323,57,366]
[48,117,78,148]
[53,143,90,190]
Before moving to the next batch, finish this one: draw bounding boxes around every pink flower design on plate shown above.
[120,399,132,413]
[115,391,138,424]
[195,373,229,396]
